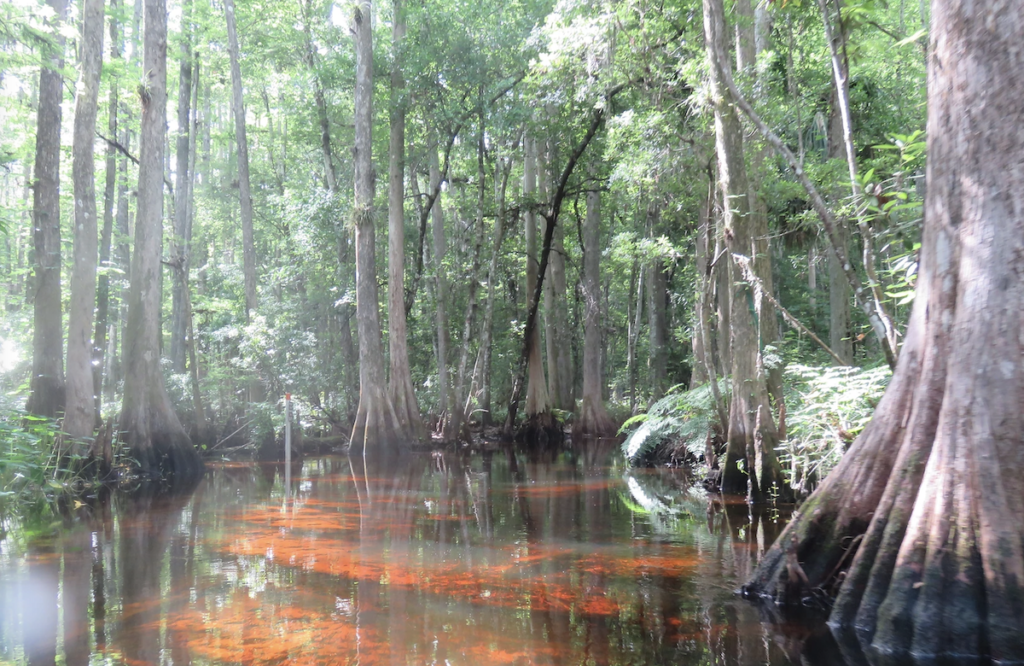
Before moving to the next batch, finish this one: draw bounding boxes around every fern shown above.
[620,379,729,465]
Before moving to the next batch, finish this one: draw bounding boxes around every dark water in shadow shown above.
[0,441,907,665]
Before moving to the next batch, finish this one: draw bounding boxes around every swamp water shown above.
[0,443,866,665]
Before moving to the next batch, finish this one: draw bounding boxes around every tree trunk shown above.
[573,163,615,438]
[645,202,668,404]
[26,0,69,418]
[301,0,337,191]
[829,225,854,364]
[626,261,642,413]
[120,0,202,483]
[349,0,404,454]
[429,140,454,439]
[714,235,731,376]
[224,0,257,319]
[386,0,425,442]
[93,0,122,423]
[820,0,897,360]
[478,155,513,426]
[522,136,551,425]
[540,137,573,412]
[452,113,488,437]
[64,0,105,447]
[744,1,1024,658]
[170,0,193,373]
[826,86,855,365]
[704,0,791,503]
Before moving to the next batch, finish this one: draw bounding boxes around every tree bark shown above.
[120,0,202,483]
[93,0,122,423]
[522,136,551,423]
[429,140,454,439]
[386,0,426,442]
[704,0,791,503]
[349,0,404,454]
[573,162,615,438]
[301,0,337,192]
[540,136,573,412]
[26,0,69,418]
[819,0,897,360]
[170,0,193,373]
[745,1,1024,659]
[224,0,258,319]
[64,0,106,447]
[645,202,668,404]
[452,113,488,437]
[478,154,513,426]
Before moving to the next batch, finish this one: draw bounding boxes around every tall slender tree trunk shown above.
[26,0,69,418]
[120,0,202,482]
[224,0,257,319]
[825,87,855,365]
[478,155,513,426]
[539,136,573,412]
[746,4,1024,658]
[819,0,897,360]
[626,261,642,413]
[349,0,403,453]
[170,0,193,373]
[714,237,731,376]
[93,0,122,423]
[429,140,454,439]
[573,162,614,438]
[522,136,551,423]
[65,0,106,446]
[704,0,791,503]
[645,202,668,404]
[301,0,337,191]
[452,113,488,437]
[386,0,425,441]
[112,120,131,398]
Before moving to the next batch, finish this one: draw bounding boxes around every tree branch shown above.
[96,131,175,195]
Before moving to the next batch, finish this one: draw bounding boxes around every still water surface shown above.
[0,443,851,665]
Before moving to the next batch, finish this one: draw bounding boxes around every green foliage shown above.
[781,363,891,492]
[620,380,728,467]
[0,397,99,522]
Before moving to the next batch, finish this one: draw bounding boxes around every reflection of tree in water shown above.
[2,450,938,665]
[117,483,198,664]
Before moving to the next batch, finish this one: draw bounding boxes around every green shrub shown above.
[620,379,729,466]
[780,363,891,494]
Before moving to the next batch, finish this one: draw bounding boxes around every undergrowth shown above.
[620,379,729,467]
[620,363,891,497]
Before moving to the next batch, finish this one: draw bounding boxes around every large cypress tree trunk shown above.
[26,0,69,418]
[386,0,425,442]
[704,0,791,503]
[64,0,106,446]
[744,0,1024,658]
[119,0,202,483]
[349,0,404,454]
